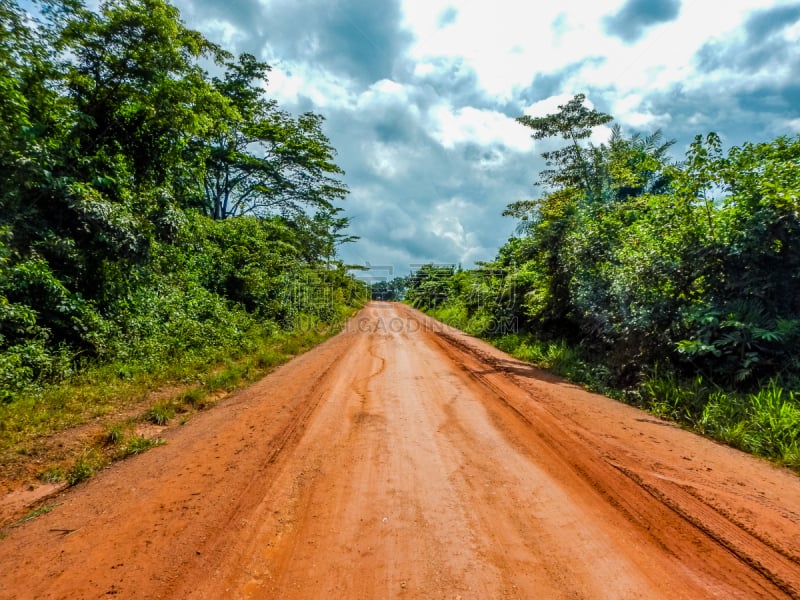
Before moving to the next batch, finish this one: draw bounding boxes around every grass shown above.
[425,308,800,473]
[643,373,713,422]
[0,320,343,452]
[18,502,62,524]
[429,304,502,337]
[256,348,287,370]
[694,383,800,469]
[105,423,126,445]
[35,429,166,485]
[66,449,107,486]
[119,435,165,458]
[103,421,166,458]
[205,363,248,393]
[38,465,65,484]
[179,387,206,408]
[491,333,614,395]
[145,402,175,426]
[0,311,359,490]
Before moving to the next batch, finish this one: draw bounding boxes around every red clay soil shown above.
[1,302,799,599]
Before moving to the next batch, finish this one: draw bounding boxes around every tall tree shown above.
[500,95,612,331]
[516,93,612,203]
[59,0,230,197]
[204,54,348,220]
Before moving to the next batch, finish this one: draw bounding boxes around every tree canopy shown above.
[413,93,800,465]
[0,0,363,399]
[419,94,800,391]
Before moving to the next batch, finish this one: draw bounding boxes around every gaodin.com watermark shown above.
[344,313,519,335]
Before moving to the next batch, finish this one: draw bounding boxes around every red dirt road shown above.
[1,303,799,599]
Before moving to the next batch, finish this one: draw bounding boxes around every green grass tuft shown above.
[19,502,61,524]
[38,465,65,484]
[205,365,245,392]
[119,435,165,457]
[179,387,206,408]
[145,402,175,426]
[66,450,106,486]
[105,423,127,445]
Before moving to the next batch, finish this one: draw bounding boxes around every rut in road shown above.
[1,303,799,599]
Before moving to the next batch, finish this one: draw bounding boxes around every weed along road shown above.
[1,303,800,599]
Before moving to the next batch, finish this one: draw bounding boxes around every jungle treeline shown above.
[405,95,800,467]
[0,0,365,402]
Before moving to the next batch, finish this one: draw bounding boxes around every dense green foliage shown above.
[411,95,800,466]
[370,276,407,301]
[0,0,365,402]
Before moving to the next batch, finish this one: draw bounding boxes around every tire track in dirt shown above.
[609,462,800,595]
[407,305,800,598]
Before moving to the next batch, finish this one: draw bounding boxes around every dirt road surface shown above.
[1,303,799,599]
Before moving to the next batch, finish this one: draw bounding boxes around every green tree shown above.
[676,136,800,383]
[0,0,363,398]
[405,265,455,310]
[516,93,613,203]
[502,95,613,334]
[371,277,407,301]
[607,125,674,200]
[60,0,229,195]
[204,54,348,220]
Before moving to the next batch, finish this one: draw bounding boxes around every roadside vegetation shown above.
[403,95,800,470]
[0,0,365,483]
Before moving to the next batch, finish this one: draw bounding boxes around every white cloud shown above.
[402,1,624,99]
[364,141,413,179]
[429,197,480,259]
[522,94,579,118]
[356,79,416,112]
[266,62,357,109]
[783,118,800,134]
[428,105,534,151]
[267,69,432,122]
[608,92,672,130]
[196,19,244,48]
[400,0,798,108]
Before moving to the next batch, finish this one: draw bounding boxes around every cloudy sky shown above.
[173,0,800,276]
